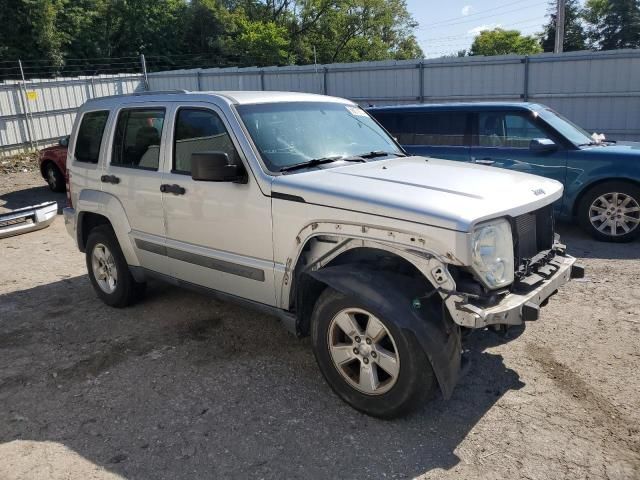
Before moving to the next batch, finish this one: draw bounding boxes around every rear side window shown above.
[371,113,399,134]
[112,108,165,170]
[403,112,468,146]
[173,108,239,174]
[373,111,467,146]
[74,110,109,163]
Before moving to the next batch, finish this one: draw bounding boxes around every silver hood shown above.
[271,156,563,232]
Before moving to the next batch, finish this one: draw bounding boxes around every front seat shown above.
[133,126,160,167]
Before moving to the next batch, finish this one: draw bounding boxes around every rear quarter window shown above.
[74,110,109,163]
[371,111,468,146]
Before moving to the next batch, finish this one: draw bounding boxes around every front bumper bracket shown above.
[454,254,578,329]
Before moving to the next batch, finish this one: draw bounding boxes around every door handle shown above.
[100,174,120,184]
[160,184,186,195]
[472,158,495,166]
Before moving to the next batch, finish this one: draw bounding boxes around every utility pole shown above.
[554,0,566,53]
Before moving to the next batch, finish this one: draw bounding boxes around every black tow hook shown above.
[570,263,585,279]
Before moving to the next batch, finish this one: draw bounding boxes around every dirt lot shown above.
[1,169,639,480]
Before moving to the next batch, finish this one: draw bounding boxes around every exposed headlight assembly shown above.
[471,218,514,289]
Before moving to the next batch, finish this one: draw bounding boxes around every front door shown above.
[101,104,169,274]
[161,104,275,306]
[470,111,568,184]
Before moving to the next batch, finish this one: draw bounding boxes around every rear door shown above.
[374,110,470,161]
[470,110,568,186]
[100,103,169,275]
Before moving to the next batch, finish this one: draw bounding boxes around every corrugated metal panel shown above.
[0,73,143,155]
[199,68,261,91]
[3,50,640,155]
[263,65,322,93]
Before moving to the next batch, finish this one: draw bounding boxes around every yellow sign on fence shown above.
[26,91,38,101]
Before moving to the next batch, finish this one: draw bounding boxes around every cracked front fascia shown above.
[279,221,478,326]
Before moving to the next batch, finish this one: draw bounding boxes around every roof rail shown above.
[83,89,192,103]
[131,89,190,96]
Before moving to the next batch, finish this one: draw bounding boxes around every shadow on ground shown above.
[556,221,639,260]
[0,275,523,479]
[0,185,66,214]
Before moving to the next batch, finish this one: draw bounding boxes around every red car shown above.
[38,136,69,192]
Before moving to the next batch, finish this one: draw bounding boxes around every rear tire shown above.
[44,163,65,192]
[311,288,436,418]
[578,181,640,242]
[86,225,145,307]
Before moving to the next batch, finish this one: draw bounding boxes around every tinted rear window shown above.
[373,111,467,146]
[74,111,109,163]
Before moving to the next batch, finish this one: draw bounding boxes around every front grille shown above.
[0,216,33,229]
[512,205,555,277]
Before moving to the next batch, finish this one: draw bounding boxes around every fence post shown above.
[418,61,425,103]
[260,69,265,91]
[17,59,37,151]
[522,55,530,102]
[196,70,202,91]
[322,67,328,95]
[140,54,149,91]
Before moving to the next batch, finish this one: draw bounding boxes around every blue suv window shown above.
[374,111,468,146]
[478,112,547,148]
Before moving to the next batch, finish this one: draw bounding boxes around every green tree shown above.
[584,0,640,50]
[232,13,290,65]
[299,0,422,64]
[470,28,543,56]
[0,0,424,78]
[540,0,587,52]
[0,0,67,65]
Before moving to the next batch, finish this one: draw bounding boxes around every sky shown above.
[406,0,564,57]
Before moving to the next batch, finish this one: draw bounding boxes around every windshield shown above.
[236,102,402,172]
[537,108,594,146]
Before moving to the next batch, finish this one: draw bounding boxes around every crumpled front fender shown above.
[307,265,462,400]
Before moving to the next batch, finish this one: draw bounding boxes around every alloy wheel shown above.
[327,308,400,395]
[589,192,640,237]
[91,243,118,294]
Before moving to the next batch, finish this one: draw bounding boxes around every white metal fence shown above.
[2,49,640,156]
[0,74,143,155]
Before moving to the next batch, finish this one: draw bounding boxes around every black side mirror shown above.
[59,135,70,147]
[530,138,557,154]
[191,151,247,183]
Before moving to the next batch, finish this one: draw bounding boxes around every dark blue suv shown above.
[368,103,640,242]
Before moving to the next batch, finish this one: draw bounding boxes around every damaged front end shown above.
[445,205,584,329]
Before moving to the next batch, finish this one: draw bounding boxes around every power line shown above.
[418,0,547,30]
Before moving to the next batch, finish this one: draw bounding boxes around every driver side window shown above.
[478,112,547,148]
[173,108,239,174]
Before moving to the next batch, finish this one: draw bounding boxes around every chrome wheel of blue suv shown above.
[579,181,640,242]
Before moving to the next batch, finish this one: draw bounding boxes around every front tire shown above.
[578,181,640,242]
[86,225,144,307]
[311,288,436,418]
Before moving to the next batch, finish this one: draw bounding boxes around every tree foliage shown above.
[540,0,588,52]
[0,0,423,76]
[469,29,543,56]
[583,0,640,49]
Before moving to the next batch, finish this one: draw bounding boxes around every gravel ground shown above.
[1,170,639,480]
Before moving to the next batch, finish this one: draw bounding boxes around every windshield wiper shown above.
[279,156,364,173]
[355,150,407,159]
